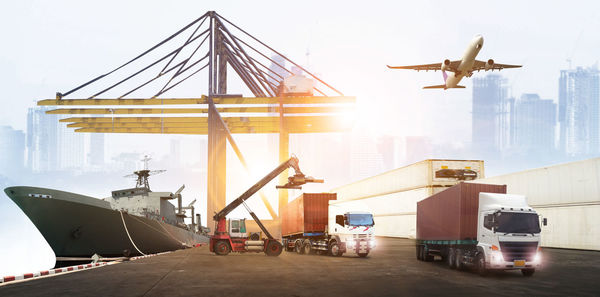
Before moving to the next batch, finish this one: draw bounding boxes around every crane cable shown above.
[119,210,147,256]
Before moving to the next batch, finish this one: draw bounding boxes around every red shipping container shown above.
[281,193,337,237]
[416,182,506,241]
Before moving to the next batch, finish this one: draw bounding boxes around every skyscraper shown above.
[89,133,105,166]
[27,107,85,172]
[27,107,59,172]
[558,66,600,156]
[472,74,511,152]
[512,94,557,152]
[0,126,25,176]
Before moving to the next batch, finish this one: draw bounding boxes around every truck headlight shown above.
[491,251,504,264]
[533,252,541,264]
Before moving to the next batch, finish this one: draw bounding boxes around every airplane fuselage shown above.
[444,35,484,88]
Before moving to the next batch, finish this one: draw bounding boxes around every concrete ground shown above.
[1,238,599,297]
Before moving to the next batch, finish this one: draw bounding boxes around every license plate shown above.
[514,260,525,267]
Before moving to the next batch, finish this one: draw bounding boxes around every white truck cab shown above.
[476,193,545,276]
[328,203,376,257]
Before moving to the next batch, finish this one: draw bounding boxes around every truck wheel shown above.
[416,245,421,260]
[295,241,304,254]
[329,241,342,257]
[423,246,433,262]
[302,240,314,255]
[358,252,369,258]
[448,248,456,269]
[521,269,535,277]
[265,241,283,256]
[454,249,463,270]
[215,241,230,256]
[476,254,487,277]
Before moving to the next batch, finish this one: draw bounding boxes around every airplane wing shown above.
[472,60,522,71]
[387,61,461,72]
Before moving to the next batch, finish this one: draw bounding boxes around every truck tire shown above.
[418,245,424,261]
[454,249,463,270]
[265,241,283,256]
[476,254,487,277]
[416,245,421,260]
[302,240,314,255]
[215,241,230,256]
[358,252,369,258]
[448,248,456,269]
[329,241,342,257]
[521,268,535,277]
[295,241,304,254]
[423,246,434,262]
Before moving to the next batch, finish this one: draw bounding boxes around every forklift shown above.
[209,156,323,256]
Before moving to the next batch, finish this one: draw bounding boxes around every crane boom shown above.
[213,156,302,222]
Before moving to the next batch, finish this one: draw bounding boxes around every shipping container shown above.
[416,182,506,241]
[475,157,600,250]
[281,193,337,237]
[331,159,484,201]
[332,186,447,238]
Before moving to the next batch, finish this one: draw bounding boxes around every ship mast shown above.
[125,155,166,190]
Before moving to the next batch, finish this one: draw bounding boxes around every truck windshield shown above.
[347,214,374,226]
[495,212,540,234]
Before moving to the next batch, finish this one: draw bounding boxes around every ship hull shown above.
[5,186,208,258]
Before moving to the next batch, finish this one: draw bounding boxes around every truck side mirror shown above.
[483,214,494,229]
[335,215,344,226]
[543,218,547,226]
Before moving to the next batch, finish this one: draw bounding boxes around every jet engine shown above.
[441,59,451,71]
[485,59,494,70]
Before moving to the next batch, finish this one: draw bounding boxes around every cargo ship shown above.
[4,161,208,263]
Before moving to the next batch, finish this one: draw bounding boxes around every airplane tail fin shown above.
[423,85,465,89]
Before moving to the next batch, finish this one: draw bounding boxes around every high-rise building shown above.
[27,107,85,172]
[268,54,289,86]
[472,74,512,152]
[350,133,384,181]
[405,136,432,165]
[512,94,557,151]
[558,66,600,156]
[58,121,85,170]
[27,107,59,172]
[88,133,105,166]
[0,126,25,176]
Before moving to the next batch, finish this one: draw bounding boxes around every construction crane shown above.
[210,155,323,256]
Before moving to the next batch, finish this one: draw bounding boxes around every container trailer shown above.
[281,193,376,257]
[416,182,546,276]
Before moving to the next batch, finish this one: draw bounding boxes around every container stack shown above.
[330,159,485,238]
[474,157,600,250]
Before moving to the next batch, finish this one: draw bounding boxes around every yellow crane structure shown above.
[37,11,355,234]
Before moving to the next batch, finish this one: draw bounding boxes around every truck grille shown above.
[499,241,538,261]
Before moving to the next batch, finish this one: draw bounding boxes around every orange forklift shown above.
[209,156,323,256]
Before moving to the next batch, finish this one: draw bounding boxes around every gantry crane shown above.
[210,156,323,256]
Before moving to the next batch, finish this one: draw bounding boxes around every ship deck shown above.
[1,238,599,297]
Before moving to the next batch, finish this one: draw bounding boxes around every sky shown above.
[2,0,600,276]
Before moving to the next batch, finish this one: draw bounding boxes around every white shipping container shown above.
[536,205,600,250]
[476,157,600,250]
[332,186,447,238]
[332,159,484,201]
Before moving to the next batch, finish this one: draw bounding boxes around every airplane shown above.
[387,35,521,89]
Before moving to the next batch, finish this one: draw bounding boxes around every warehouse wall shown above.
[476,158,600,250]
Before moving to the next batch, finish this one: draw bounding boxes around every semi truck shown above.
[416,182,546,276]
[281,193,376,257]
